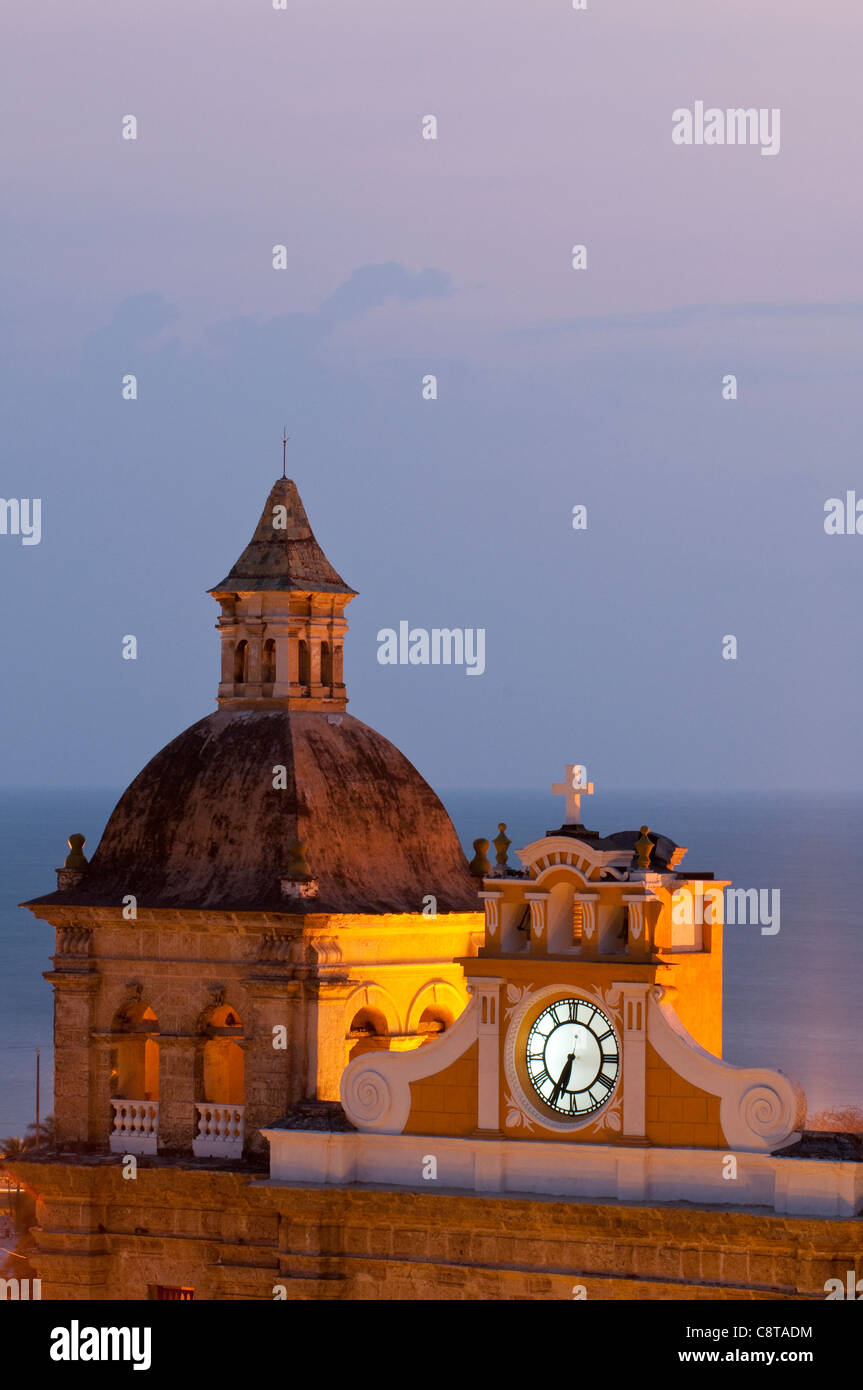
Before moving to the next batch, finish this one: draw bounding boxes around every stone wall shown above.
[34,904,482,1154]
[11,1158,862,1301]
[645,1042,725,1148]
[404,1041,479,1136]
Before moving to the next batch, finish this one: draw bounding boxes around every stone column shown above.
[333,643,344,688]
[307,981,357,1102]
[90,1036,116,1149]
[288,618,305,696]
[613,981,651,1141]
[470,976,503,1133]
[155,1035,198,1154]
[269,624,292,699]
[308,621,326,697]
[45,972,98,1147]
[243,979,302,1149]
[218,629,236,695]
[245,623,264,699]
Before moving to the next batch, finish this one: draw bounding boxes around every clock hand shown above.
[549,1051,575,1105]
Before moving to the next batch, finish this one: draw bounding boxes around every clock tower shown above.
[328,770,806,1174]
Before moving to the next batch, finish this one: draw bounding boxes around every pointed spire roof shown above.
[209,478,356,596]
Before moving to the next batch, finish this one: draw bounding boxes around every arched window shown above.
[200,1003,245,1106]
[347,1007,390,1063]
[202,1040,245,1105]
[298,639,310,688]
[262,638,276,684]
[110,1003,160,1101]
[233,640,249,684]
[320,640,333,687]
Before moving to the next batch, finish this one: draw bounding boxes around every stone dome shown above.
[38,709,479,915]
[28,477,480,917]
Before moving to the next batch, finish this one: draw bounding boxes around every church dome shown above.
[55,709,478,914]
[31,475,479,916]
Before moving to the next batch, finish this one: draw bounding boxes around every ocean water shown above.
[1,787,860,1139]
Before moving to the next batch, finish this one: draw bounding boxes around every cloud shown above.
[315,263,453,329]
[78,263,454,368]
[82,292,179,361]
[517,300,863,339]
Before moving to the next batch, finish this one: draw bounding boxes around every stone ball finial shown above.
[493,823,511,871]
[64,834,88,870]
[469,838,491,878]
[635,825,654,870]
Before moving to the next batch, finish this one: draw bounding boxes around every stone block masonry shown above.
[10,1158,862,1301]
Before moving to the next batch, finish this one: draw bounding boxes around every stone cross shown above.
[552,764,595,823]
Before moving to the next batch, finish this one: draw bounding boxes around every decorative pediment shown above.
[516,836,631,883]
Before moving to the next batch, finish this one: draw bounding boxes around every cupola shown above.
[208,476,356,711]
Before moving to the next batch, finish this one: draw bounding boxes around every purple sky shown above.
[2,0,863,792]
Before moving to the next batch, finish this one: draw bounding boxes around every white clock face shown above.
[525,998,620,1117]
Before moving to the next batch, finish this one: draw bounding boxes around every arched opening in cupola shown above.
[262,638,276,684]
[233,640,249,684]
[298,639,310,688]
[320,640,333,687]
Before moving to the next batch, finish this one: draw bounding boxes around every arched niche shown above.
[110,1001,159,1101]
[202,1041,245,1105]
[347,1007,391,1063]
[198,1003,245,1105]
[406,980,464,1036]
[533,867,588,953]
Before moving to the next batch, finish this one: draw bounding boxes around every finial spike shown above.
[281,426,289,479]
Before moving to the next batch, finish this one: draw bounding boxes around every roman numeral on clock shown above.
[594,1072,615,1091]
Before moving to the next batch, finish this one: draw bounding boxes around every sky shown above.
[2,0,863,793]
